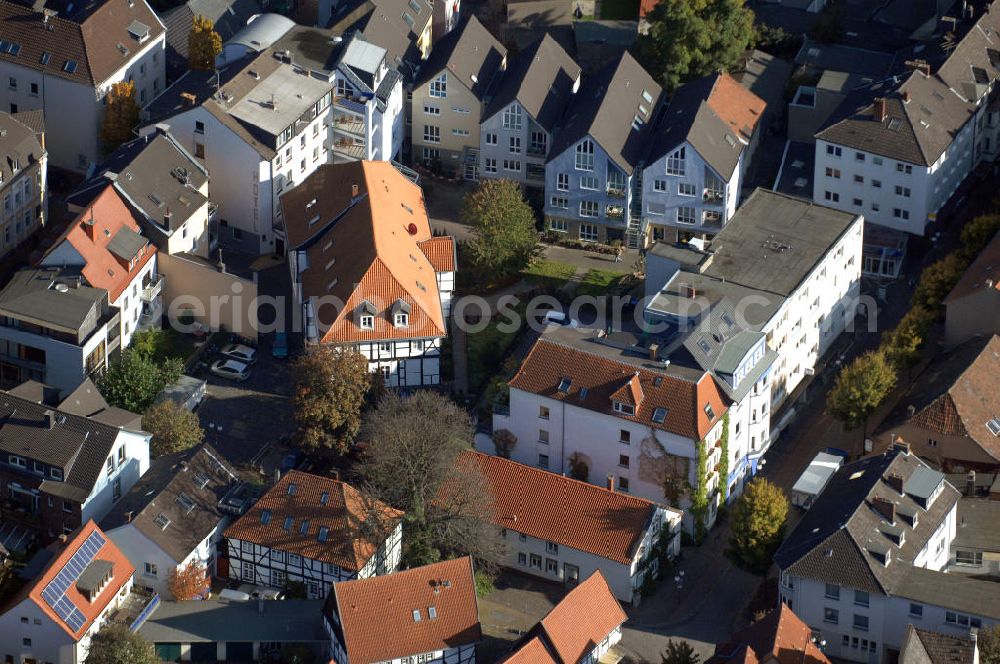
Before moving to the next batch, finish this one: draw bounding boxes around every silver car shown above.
[220,343,258,365]
[210,359,251,382]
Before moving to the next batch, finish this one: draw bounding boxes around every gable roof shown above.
[102,443,240,563]
[538,572,627,663]
[24,521,134,639]
[484,33,579,132]
[161,0,259,70]
[0,111,45,185]
[460,451,670,565]
[900,626,978,664]
[415,15,505,101]
[649,72,765,179]
[890,335,1000,462]
[945,231,1000,303]
[708,604,831,664]
[328,0,431,77]
[329,557,481,663]
[509,333,727,440]
[501,635,560,664]
[0,0,164,87]
[58,378,143,429]
[280,161,449,344]
[817,4,1000,165]
[548,50,662,174]
[43,186,155,302]
[223,470,403,570]
[774,450,960,596]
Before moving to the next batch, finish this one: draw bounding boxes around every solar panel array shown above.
[40,530,106,633]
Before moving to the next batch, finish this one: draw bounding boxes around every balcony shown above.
[703,189,724,204]
[526,164,545,182]
[333,140,366,161]
[110,586,159,632]
[335,96,367,115]
[526,145,546,158]
[606,205,625,220]
[333,116,365,137]
[606,186,626,198]
[702,213,723,231]
[140,276,164,302]
[208,202,219,223]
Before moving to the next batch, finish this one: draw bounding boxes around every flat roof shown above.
[953,499,1000,552]
[228,66,334,137]
[138,598,328,643]
[701,189,860,297]
[792,452,844,496]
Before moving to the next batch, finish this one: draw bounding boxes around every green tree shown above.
[661,639,701,664]
[359,391,505,569]
[810,1,845,43]
[142,401,204,457]
[728,478,789,573]
[979,624,1000,664]
[291,347,370,457]
[913,252,969,318]
[84,624,157,664]
[188,14,222,71]
[100,81,140,153]
[959,213,1000,260]
[689,438,709,541]
[826,349,897,456]
[98,349,182,413]
[637,0,755,92]
[463,179,539,280]
[881,306,934,379]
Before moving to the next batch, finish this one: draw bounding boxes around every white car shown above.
[220,343,257,365]
[542,310,579,328]
[210,359,251,382]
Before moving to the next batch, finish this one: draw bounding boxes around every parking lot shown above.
[195,340,295,466]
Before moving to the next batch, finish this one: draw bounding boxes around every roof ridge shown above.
[541,337,700,385]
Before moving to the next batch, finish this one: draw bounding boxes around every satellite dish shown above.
[55,283,69,293]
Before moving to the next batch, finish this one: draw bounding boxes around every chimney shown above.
[873,98,888,122]
[58,533,68,545]
[217,248,226,274]
[163,208,172,228]
[606,474,615,492]
[351,183,359,197]
[273,469,281,484]
[967,470,977,497]
[648,343,660,361]
[901,90,911,104]
[125,511,133,523]
[82,213,96,240]
[154,123,170,136]
[180,92,197,107]
[43,409,55,429]
[892,439,911,456]
[904,59,931,77]
[872,496,896,524]
[887,473,905,495]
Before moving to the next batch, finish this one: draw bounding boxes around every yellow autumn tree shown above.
[100,81,140,154]
[167,560,210,600]
[189,14,222,71]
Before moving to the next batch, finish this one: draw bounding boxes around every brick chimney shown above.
[886,473,905,495]
[873,98,888,122]
[901,90,911,104]
[905,59,932,77]
[892,438,911,456]
[606,474,615,492]
[872,496,896,524]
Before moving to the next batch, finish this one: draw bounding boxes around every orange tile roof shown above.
[639,0,659,17]
[707,73,766,141]
[509,337,728,440]
[331,557,481,663]
[418,236,457,273]
[500,636,559,664]
[538,571,627,664]
[709,604,831,664]
[44,185,155,302]
[223,470,403,571]
[944,231,1000,303]
[611,373,644,406]
[26,520,134,640]
[459,451,662,565]
[280,162,451,345]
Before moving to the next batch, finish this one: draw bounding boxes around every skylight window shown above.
[299,519,310,535]
[317,526,329,542]
[63,60,77,74]
[194,472,210,489]
[320,491,329,505]
[428,606,437,619]
[697,338,711,354]
[176,492,196,513]
[283,516,294,531]
[40,52,50,65]
[413,609,422,622]
[558,378,572,393]
[652,407,667,424]
[287,483,297,495]
[703,403,715,420]
[154,514,170,530]
[260,509,272,525]
[987,418,1000,436]
[408,0,421,11]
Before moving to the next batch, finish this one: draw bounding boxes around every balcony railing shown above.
[333,116,366,137]
[141,276,164,302]
[526,145,546,157]
[703,189,724,204]
[606,186,626,198]
[109,585,159,632]
[606,206,625,219]
[335,96,367,115]
[333,140,366,160]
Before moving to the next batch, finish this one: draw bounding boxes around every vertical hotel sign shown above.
[251,167,260,233]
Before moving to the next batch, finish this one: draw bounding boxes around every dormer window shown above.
[704,403,716,421]
[613,401,636,416]
[392,299,411,328]
[358,300,377,329]
[50,468,62,480]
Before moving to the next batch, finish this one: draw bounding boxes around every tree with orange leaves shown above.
[167,560,210,600]
[100,81,140,153]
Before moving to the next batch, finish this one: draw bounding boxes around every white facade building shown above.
[0,0,165,172]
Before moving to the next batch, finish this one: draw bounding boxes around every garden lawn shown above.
[132,328,199,364]
[466,303,527,393]
[521,260,578,292]
[576,269,631,297]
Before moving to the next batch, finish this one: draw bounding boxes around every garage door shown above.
[189,642,217,662]
[225,642,254,662]
[155,643,182,662]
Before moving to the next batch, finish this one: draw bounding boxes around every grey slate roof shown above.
[700,189,860,297]
[106,226,147,262]
[817,3,1000,165]
[900,627,978,664]
[139,598,327,642]
[794,38,897,78]
[161,0,260,76]
[101,443,240,564]
[415,15,506,102]
[774,450,978,609]
[0,384,141,504]
[953,498,1000,552]
[484,33,580,132]
[0,266,107,334]
[899,565,1000,619]
[0,112,45,186]
[547,50,662,175]
[327,0,431,81]
[58,378,143,430]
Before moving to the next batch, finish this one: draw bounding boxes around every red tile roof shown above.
[539,571,626,664]
[331,557,481,663]
[280,162,452,345]
[708,604,831,664]
[26,521,134,640]
[418,236,457,273]
[508,337,728,439]
[707,73,767,141]
[639,0,659,17]
[945,231,1000,303]
[459,451,663,565]
[611,373,643,406]
[500,636,559,664]
[44,185,154,302]
[223,470,403,571]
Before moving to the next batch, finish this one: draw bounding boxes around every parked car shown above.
[210,359,251,382]
[542,310,579,328]
[220,343,258,365]
[272,332,288,359]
